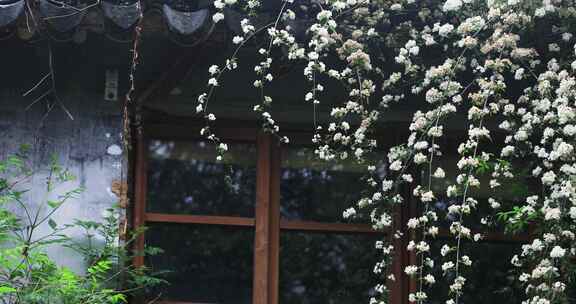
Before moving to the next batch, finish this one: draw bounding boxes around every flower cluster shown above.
[196,0,576,303]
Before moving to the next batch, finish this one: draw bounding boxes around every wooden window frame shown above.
[133,122,530,304]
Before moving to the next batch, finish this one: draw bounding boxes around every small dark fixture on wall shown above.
[39,0,86,32]
[163,4,208,35]
[162,0,213,46]
[105,69,119,101]
[101,0,141,30]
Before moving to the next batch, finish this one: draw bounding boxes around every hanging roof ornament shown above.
[39,0,86,32]
[101,0,141,29]
[0,0,24,28]
[162,4,208,35]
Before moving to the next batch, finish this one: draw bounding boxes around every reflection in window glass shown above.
[280,232,381,304]
[280,147,386,223]
[145,223,254,303]
[427,241,523,304]
[431,196,510,231]
[147,140,257,217]
[426,155,533,232]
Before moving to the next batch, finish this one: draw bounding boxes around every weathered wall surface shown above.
[0,40,128,271]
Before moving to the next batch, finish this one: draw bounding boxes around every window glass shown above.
[280,146,386,223]
[427,155,531,232]
[427,241,523,304]
[145,223,254,303]
[147,140,257,217]
[279,231,382,303]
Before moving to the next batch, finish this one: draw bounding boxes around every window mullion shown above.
[269,138,281,304]
[133,133,148,269]
[253,132,273,304]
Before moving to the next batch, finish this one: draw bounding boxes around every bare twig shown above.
[25,90,51,111]
[23,73,52,97]
[41,0,101,21]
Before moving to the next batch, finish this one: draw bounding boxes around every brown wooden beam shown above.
[269,139,281,304]
[280,220,383,234]
[253,132,273,304]
[145,213,255,227]
[133,135,148,268]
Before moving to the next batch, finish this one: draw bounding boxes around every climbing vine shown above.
[197,0,576,303]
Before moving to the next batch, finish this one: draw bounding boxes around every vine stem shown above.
[255,0,290,136]
[416,104,443,303]
[453,94,490,304]
[202,21,276,115]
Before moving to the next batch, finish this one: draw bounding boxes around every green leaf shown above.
[109,293,127,303]
[47,200,61,208]
[0,286,16,294]
[48,218,58,230]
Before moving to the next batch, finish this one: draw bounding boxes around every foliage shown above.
[0,146,164,304]
[195,0,576,303]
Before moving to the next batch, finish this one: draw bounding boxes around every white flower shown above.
[404,265,418,276]
[213,0,224,8]
[343,207,356,219]
[550,246,566,258]
[208,78,218,86]
[390,160,402,171]
[421,191,435,202]
[441,245,451,256]
[212,13,225,23]
[414,153,427,164]
[544,208,561,221]
[442,261,455,272]
[438,24,454,37]
[424,274,436,284]
[442,0,462,11]
[208,65,219,75]
[541,171,556,185]
[316,10,332,21]
[247,0,259,8]
[570,207,576,219]
[416,241,430,252]
[407,218,420,229]
[207,113,216,121]
[514,68,525,80]
[563,124,576,136]
[232,36,244,44]
[489,198,501,209]
[433,168,445,178]
[531,239,544,251]
[382,180,394,192]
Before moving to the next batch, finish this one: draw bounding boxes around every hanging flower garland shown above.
[196,0,576,303]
